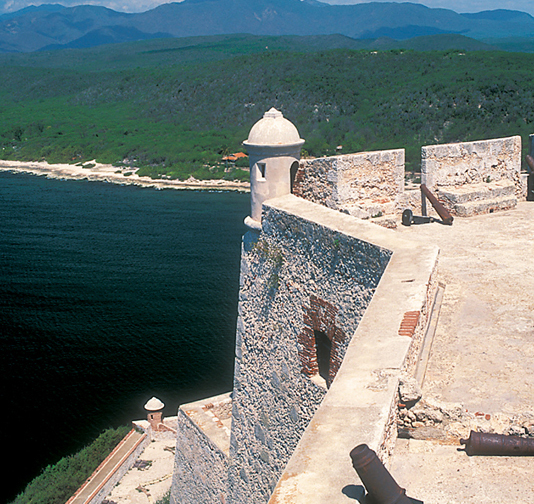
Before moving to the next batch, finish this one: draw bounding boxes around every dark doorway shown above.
[314,330,332,383]
[290,161,299,193]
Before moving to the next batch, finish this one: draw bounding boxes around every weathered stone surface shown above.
[421,136,523,198]
[396,189,421,215]
[295,149,405,213]
[170,394,231,504]
[437,179,515,204]
[266,195,439,504]
[399,377,423,405]
[228,201,392,503]
[433,179,518,216]
[452,195,517,217]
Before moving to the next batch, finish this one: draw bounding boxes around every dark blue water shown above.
[0,172,249,502]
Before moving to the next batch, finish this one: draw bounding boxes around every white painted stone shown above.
[243,108,304,227]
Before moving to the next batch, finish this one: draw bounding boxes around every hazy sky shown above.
[1,0,534,16]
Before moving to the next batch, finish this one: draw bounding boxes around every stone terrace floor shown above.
[391,201,534,504]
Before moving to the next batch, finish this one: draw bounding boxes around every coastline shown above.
[0,159,250,193]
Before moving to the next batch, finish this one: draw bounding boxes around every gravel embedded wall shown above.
[170,410,228,504]
[421,136,522,195]
[228,205,392,504]
[294,150,405,211]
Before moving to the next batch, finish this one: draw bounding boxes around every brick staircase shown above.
[436,179,517,217]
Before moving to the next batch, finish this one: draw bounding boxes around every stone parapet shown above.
[421,136,523,198]
[227,195,393,503]
[295,149,405,219]
[170,393,231,504]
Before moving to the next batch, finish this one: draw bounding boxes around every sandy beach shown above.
[0,159,250,192]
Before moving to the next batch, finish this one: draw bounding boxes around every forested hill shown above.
[0,0,533,53]
[0,34,533,181]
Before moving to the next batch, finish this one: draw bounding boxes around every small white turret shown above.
[144,396,164,431]
[243,108,304,230]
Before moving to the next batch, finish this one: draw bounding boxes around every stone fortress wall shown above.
[291,134,527,228]
[227,204,392,503]
[172,392,231,504]
[421,136,524,217]
[421,136,522,193]
[170,110,530,504]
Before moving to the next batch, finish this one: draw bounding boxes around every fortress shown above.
[163,109,533,503]
[78,109,532,504]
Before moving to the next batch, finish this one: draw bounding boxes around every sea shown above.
[0,171,249,502]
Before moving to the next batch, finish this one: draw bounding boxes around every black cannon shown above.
[350,444,423,504]
[460,430,534,456]
[401,209,437,226]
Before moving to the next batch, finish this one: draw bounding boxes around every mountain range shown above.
[0,0,533,52]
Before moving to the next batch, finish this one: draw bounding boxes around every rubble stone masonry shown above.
[421,136,522,196]
[294,149,405,212]
[227,203,392,504]
[172,404,229,504]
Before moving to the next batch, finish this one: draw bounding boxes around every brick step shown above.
[437,180,515,205]
[452,195,517,217]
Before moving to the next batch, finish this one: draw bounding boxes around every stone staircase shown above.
[340,197,398,228]
[436,179,517,217]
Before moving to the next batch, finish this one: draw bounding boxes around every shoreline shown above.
[0,159,250,193]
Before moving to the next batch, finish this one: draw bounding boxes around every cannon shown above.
[401,209,437,226]
[460,431,534,456]
[350,444,423,503]
[420,184,454,225]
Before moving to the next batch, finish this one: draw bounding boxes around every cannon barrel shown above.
[420,184,453,225]
[526,154,534,174]
[401,209,436,226]
[460,431,534,456]
[350,444,415,504]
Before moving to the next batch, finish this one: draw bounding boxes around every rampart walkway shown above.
[391,201,534,503]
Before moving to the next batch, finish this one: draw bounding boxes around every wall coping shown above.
[179,391,232,456]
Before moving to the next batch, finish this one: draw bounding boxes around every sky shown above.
[1,0,534,17]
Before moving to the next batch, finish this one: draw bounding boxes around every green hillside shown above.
[1,35,533,180]
[483,36,534,53]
